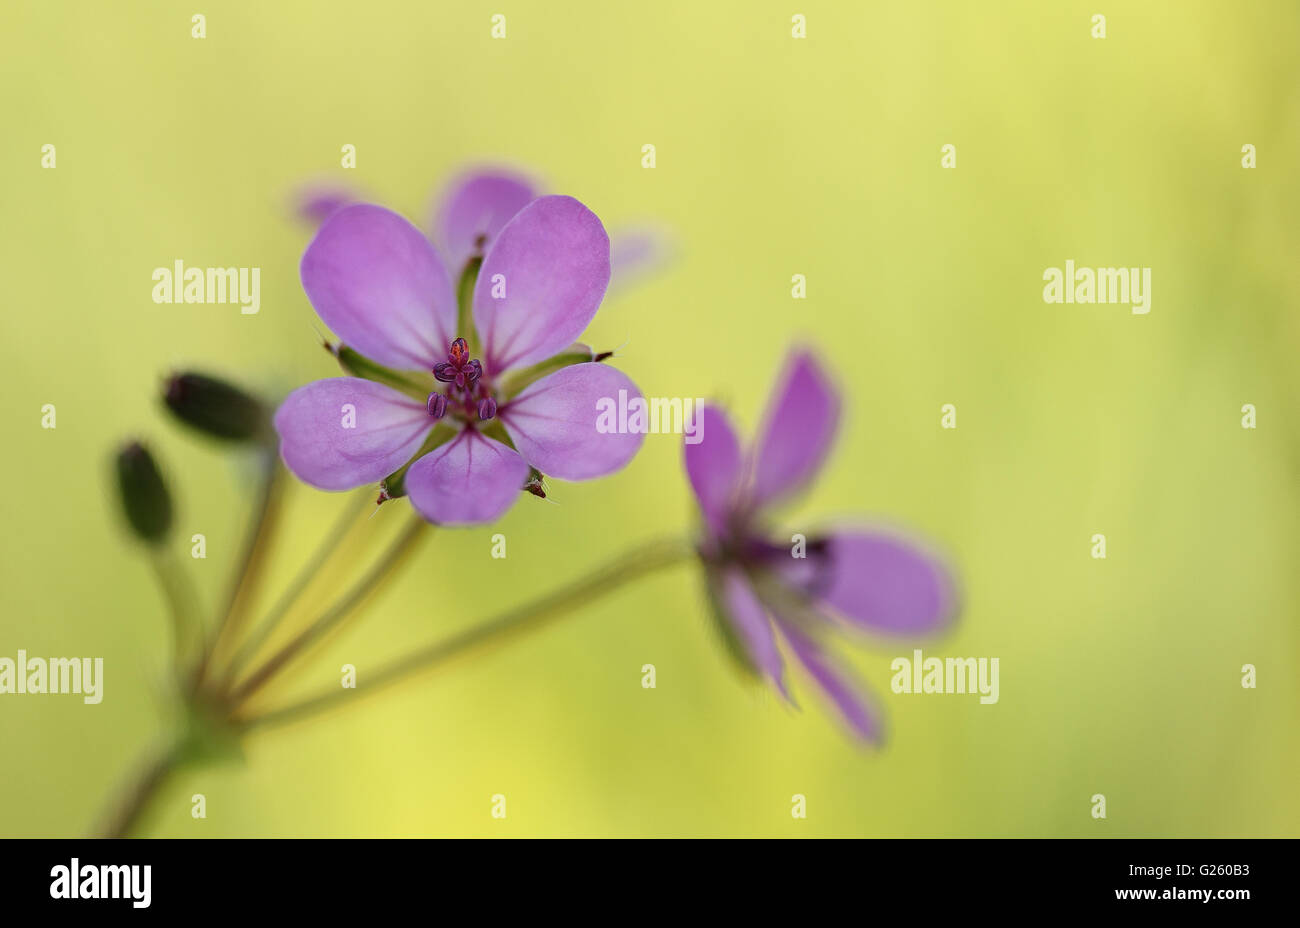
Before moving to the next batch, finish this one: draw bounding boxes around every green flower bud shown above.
[115,441,173,543]
[163,372,269,442]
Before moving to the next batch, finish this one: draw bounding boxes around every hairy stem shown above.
[240,535,692,732]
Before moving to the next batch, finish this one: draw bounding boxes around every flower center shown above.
[428,338,496,422]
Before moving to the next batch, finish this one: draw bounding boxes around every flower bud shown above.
[163,372,269,442]
[115,441,173,543]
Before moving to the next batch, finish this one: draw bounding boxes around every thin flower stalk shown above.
[239,535,693,732]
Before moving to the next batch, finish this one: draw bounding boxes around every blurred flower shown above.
[606,222,673,297]
[114,441,173,544]
[293,166,669,296]
[275,196,643,525]
[292,181,358,226]
[684,350,957,742]
[431,168,537,274]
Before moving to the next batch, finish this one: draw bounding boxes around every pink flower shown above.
[275,195,643,525]
[685,350,957,741]
[294,166,666,296]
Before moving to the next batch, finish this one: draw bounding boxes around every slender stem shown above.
[218,487,372,687]
[228,515,431,709]
[96,739,184,838]
[149,547,202,668]
[197,455,284,685]
[97,532,689,837]
[240,535,692,733]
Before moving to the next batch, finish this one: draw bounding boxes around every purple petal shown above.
[274,378,431,491]
[434,169,537,276]
[720,569,788,697]
[607,224,670,296]
[683,404,742,535]
[779,623,883,743]
[300,204,457,371]
[404,429,530,526]
[499,363,644,480]
[293,181,357,226]
[473,196,611,375]
[751,349,840,508]
[806,531,957,636]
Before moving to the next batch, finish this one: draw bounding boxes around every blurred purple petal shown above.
[779,623,882,743]
[808,531,957,636]
[473,196,611,375]
[301,204,457,371]
[684,404,743,535]
[720,569,788,697]
[293,182,357,226]
[273,378,430,491]
[500,363,644,480]
[434,169,537,276]
[404,429,530,525]
[751,349,840,508]
[607,224,671,296]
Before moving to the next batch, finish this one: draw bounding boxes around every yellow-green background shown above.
[2,0,1297,837]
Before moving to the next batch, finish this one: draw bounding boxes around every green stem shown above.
[228,515,432,708]
[97,533,690,837]
[149,547,203,669]
[240,535,692,733]
[217,487,373,688]
[96,738,184,838]
[196,455,284,685]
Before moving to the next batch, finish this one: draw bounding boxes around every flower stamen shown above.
[432,338,496,422]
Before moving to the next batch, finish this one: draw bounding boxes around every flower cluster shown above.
[273,168,958,741]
